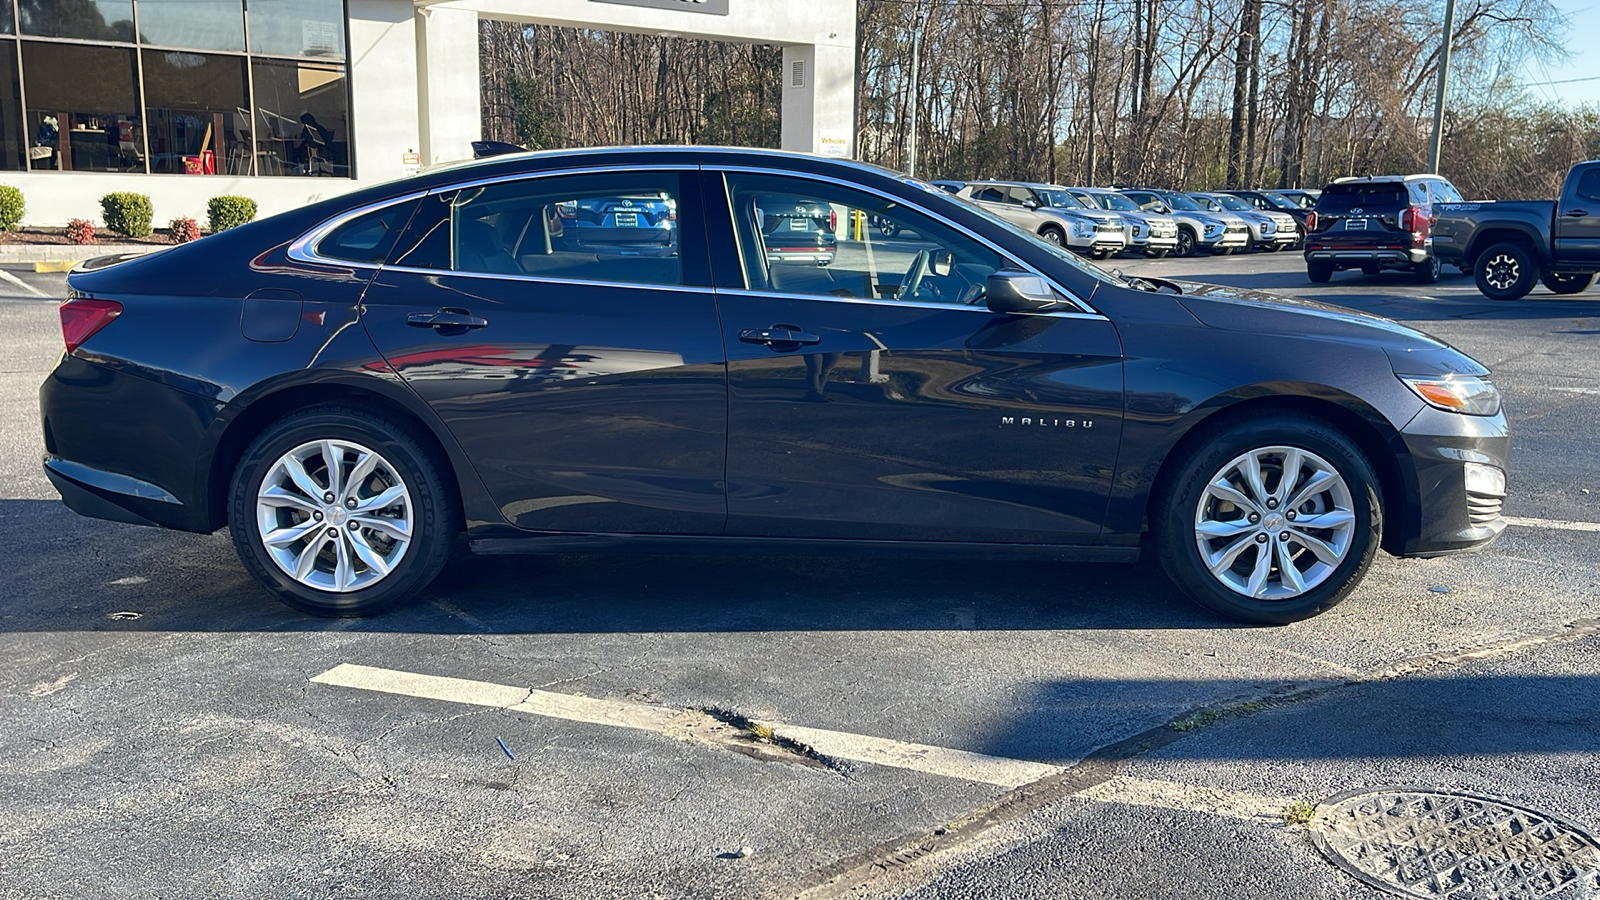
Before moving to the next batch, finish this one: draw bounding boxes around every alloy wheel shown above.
[255,439,413,593]
[1192,445,1355,600]
[1483,253,1521,291]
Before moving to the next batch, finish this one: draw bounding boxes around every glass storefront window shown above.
[0,41,20,168]
[251,59,347,177]
[21,42,142,172]
[142,50,246,174]
[19,0,135,42]
[135,0,244,52]
[1,0,14,34]
[248,0,345,59]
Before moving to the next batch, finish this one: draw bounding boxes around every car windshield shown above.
[1262,191,1300,210]
[1163,193,1202,211]
[1211,194,1254,212]
[1038,190,1088,209]
[1096,192,1141,212]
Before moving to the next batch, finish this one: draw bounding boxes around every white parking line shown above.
[0,269,46,297]
[1505,516,1600,533]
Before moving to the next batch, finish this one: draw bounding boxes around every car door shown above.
[705,169,1125,544]
[1555,167,1600,264]
[358,167,729,535]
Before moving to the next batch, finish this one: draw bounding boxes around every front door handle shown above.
[407,308,488,330]
[1564,209,1590,217]
[739,324,821,347]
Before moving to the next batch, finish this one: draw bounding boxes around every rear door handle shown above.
[1564,209,1589,217]
[407,308,488,330]
[739,325,821,346]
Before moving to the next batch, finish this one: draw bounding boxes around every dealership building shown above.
[3,0,856,226]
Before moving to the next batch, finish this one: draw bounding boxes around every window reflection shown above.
[135,0,244,52]
[22,43,142,172]
[142,50,246,174]
[18,0,135,41]
[251,59,347,176]
[248,0,345,58]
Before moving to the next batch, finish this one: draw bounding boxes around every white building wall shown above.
[414,6,481,167]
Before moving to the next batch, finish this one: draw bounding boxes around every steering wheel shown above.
[900,249,932,300]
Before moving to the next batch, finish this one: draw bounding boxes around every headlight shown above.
[1398,374,1501,416]
[1204,223,1224,236]
[1074,222,1096,237]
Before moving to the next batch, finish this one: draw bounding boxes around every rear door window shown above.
[1574,169,1600,203]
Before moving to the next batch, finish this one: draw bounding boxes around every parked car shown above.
[1221,189,1314,234]
[756,195,837,266]
[1431,159,1600,300]
[556,193,677,258]
[957,181,1127,258]
[1067,187,1180,258]
[930,180,966,195]
[1121,189,1250,257]
[1275,189,1321,210]
[1192,192,1300,252]
[1302,174,1458,284]
[44,146,1507,625]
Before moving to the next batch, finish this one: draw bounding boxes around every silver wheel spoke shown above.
[356,484,406,513]
[354,514,410,542]
[1286,470,1337,511]
[1241,452,1269,507]
[1245,544,1272,596]
[1206,478,1262,515]
[294,535,325,580]
[282,455,324,501]
[1276,540,1305,593]
[1207,533,1257,574]
[1197,518,1256,539]
[332,532,353,591]
[1293,509,1355,531]
[348,530,391,577]
[341,452,378,502]
[1273,448,1303,505]
[321,441,344,499]
[1288,528,1343,566]
[258,484,319,513]
[263,517,323,548]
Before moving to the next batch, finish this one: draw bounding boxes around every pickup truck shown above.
[1433,160,1600,300]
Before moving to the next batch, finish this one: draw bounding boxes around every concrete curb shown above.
[0,244,169,269]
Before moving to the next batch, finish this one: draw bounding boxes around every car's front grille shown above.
[1225,225,1248,236]
[1467,492,1503,527]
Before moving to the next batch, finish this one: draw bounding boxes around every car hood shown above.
[1172,281,1452,353]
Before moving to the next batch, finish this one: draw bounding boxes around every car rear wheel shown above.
[1475,241,1538,300]
[228,405,456,617]
[1541,272,1595,295]
[1307,261,1333,283]
[1175,228,1197,258]
[1413,255,1442,284]
[1154,412,1381,625]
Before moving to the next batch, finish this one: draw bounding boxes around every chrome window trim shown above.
[286,190,427,268]
[375,264,714,295]
[715,288,1108,320]
[714,164,1099,315]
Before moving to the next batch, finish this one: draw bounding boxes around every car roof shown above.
[1328,174,1444,184]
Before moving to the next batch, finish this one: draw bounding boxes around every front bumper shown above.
[1133,233,1179,250]
[1396,405,1509,557]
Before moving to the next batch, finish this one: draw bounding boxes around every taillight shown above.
[829,209,838,232]
[60,298,122,353]
[1399,205,1429,244]
[1305,211,1317,232]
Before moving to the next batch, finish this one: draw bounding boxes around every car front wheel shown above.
[1175,228,1196,257]
[1154,412,1381,624]
[1541,272,1595,295]
[228,405,456,616]
[1413,254,1442,284]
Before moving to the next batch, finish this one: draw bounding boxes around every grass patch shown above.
[1283,800,1317,825]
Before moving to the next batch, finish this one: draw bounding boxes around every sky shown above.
[1519,0,1600,107]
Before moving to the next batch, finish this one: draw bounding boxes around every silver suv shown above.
[957,181,1128,258]
[1068,187,1180,258]
[1190,192,1299,252]
[1120,190,1250,257]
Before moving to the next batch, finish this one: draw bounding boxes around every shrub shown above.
[169,217,201,244]
[207,195,257,233]
[66,219,96,245]
[0,185,23,232]
[100,192,154,237]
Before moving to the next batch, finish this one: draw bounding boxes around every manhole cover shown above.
[1311,788,1600,899]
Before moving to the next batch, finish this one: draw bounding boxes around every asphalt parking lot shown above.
[2,255,1598,899]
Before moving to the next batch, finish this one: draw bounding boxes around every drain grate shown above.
[1310,788,1600,899]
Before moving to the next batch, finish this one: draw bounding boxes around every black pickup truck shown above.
[1433,160,1600,300]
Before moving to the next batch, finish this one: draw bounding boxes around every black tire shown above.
[1413,254,1442,285]
[1474,241,1538,300]
[1090,248,1111,260]
[1144,248,1169,259]
[1153,411,1382,625]
[877,222,901,239]
[228,405,457,617]
[1039,225,1066,246]
[1360,265,1380,276]
[1175,227,1197,258]
[1262,243,1281,253]
[1307,260,1333,283]
[1541,272,1596,295]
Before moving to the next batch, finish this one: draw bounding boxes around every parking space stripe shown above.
[1505,516,1600,533]
[312,663,1061,787]
[1079,775,1296,822]
[0,270,46,297]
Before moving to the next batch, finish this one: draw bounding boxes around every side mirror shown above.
[930,249,953,277]
[986,271,1060,314]
[1021,198,1039,210]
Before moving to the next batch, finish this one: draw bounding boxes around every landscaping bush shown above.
[66,219,96,245]
[100,192,154,237]
[169,217,201,244]
[207,195,257,232]
[0,185,23,232]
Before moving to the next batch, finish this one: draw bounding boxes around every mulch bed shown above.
[0,229,183,245]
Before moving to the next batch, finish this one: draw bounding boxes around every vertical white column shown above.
[416,6,482,166]
[347,0,422,183]
[781,43,854,158]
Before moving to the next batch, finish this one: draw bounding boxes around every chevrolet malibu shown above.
[41,147,1508,625]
